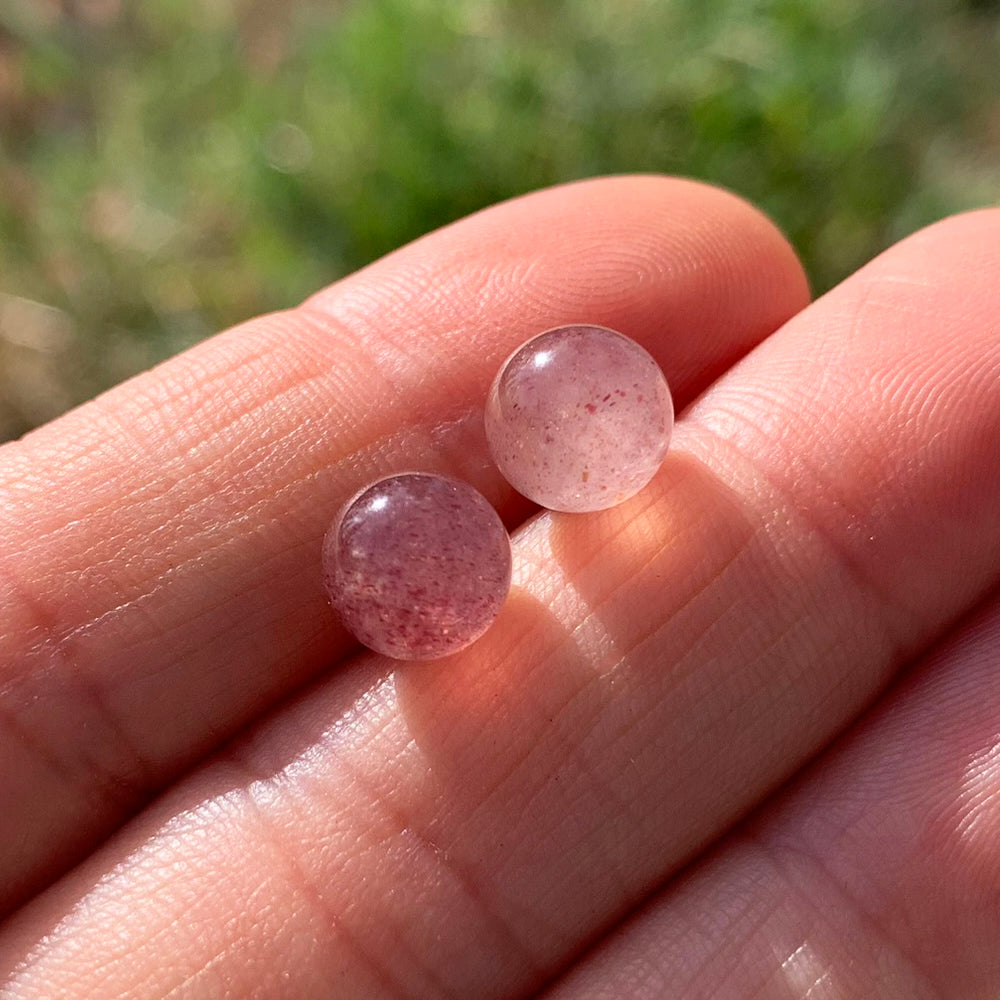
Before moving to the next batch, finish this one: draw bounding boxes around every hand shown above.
[1,177,998,998]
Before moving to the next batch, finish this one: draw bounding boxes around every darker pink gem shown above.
[323,473,511,660]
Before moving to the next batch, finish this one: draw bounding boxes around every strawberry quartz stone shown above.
[322,473,512,660]
[485,325,674,512]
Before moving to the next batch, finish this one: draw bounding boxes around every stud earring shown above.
[322,472,512,660]
[322,326,671,659]
[485,324,673,512]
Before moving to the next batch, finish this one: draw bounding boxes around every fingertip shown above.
[306,174,811,403]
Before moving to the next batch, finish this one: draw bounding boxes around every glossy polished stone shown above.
[485,325,673,512]
[322,473,511,660]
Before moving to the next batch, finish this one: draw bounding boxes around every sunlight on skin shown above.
[776,940,835,999]
[512,513,619,677]
[954,738,1000,848]
[544,842,944,999]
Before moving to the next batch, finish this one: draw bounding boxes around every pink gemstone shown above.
[323,473,511,660]
[485,325,674,512]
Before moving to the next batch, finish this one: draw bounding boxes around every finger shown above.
[3,209,999,999]
[542,589,1000,1000]
[0,176,809,914]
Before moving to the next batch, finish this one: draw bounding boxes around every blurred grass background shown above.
[0,0,998,441]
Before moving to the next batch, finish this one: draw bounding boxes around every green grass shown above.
[1,0,998,438]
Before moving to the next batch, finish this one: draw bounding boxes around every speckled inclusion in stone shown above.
[485,325,673,512]
[322,473,511,660]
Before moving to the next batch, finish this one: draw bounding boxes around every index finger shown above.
[0,176,809,913]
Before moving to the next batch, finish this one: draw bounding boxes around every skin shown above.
[0,175,998,998]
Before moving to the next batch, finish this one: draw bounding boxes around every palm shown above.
[1,178,998,999]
